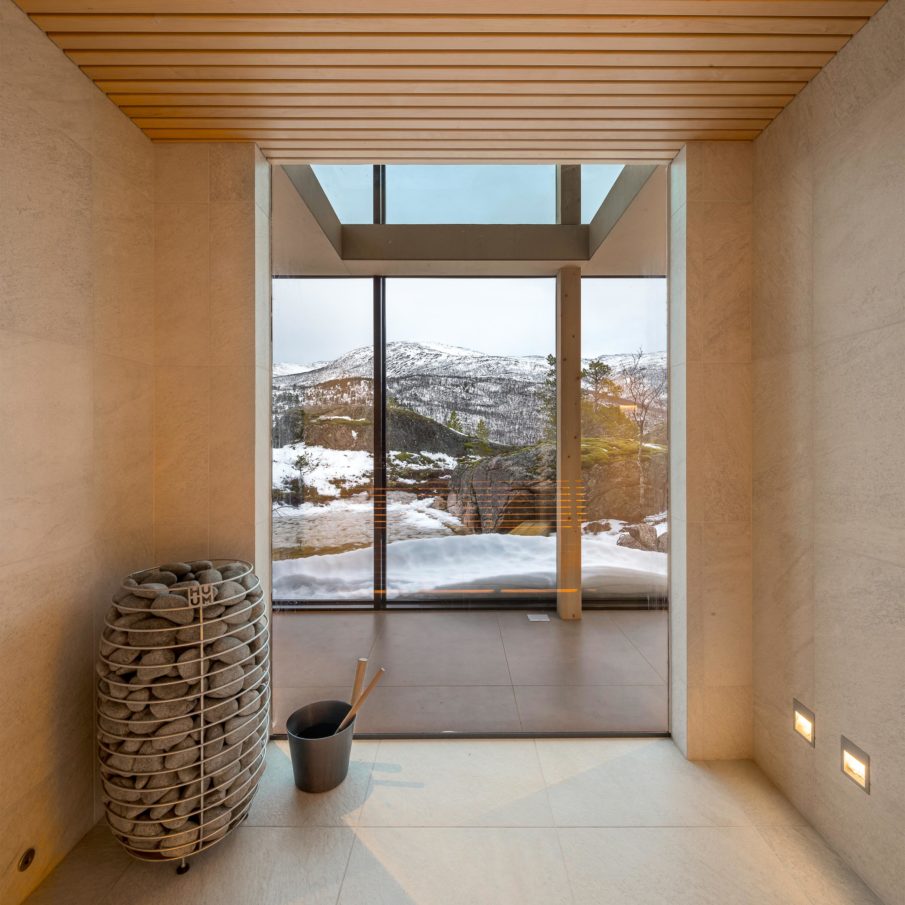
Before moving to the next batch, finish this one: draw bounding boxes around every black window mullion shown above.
[372,276,387,607]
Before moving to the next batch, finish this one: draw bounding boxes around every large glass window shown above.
[386,165,556,224]
[271,279,374,600]
[581,164,623,223]
[580,278,668,602]
[385,278,556,601]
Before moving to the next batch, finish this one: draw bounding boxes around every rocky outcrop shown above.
[447,445,556,534]
[616,524,659,551]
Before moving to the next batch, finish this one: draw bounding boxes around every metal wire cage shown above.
[96,559,270,864]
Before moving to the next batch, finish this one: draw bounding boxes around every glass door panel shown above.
[384,278,556,602]
[271,278,375,601]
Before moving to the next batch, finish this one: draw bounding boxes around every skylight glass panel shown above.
[581,164,624,223]
[386,165,556,224]
[311,164,373,224]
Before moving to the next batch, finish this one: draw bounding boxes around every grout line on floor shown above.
[609,613,669,684]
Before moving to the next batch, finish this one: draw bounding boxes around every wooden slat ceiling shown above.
[17,0,884,163]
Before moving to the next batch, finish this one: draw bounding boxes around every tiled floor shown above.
[26,739,882,905]
[272,609,668,734]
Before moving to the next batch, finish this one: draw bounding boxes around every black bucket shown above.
[286,700,355,793]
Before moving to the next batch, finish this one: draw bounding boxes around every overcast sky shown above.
[272,277,666,364]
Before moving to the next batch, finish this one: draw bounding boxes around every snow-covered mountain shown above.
[274,342,665,446]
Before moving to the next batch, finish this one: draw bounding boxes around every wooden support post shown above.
[556,266,582,621]
[556,164,581,226]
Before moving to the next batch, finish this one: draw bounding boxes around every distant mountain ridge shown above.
[274,342,665,446]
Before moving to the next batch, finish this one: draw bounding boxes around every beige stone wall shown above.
[752,0,905,900]
[152,142,272,595]
[669,142,754,760]
[0,0,154,899]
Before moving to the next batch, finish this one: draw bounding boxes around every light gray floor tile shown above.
[338,827,573,905]
[499,611,664,686]
[24,824,131,905]
[368,611,512,686]
[359,740,553,827]
[559,826,814,905]
[536,738,751,827]
[351,684,522,734]
[703,760,809,827]
[246,739,380,827]
[273,612,383,686]
[756,825,884,905]
[515,683,668,732]
[107,826,353,905]
[607,609,669,681]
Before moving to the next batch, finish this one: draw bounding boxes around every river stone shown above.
[160,811,190,831]
[109,800,146,820]
[107,646,140,667]
[223,715,253,747]
[164,738,199,770]
[150,696,195,720]
[220,602,251,625]
[241,664,265,691]
[127,617,178,647]
[209,759,241,789]
[177,620,227,644]
[121,687,149,713]
[151,717,194,751]
[99,715,131,738]
[132,743,165,773]
[205,786,226,807]
[105,677,130,699]
[202,603,226,619]
[161,562,191,577]
[149,788,180,819]
[129,820,164,849]
[118,737,143,754]
[150,679,192,701]
[240,573,258,591]
[171,580,199,591]
[105,752,135,773]
[128,710,163,736]
[113,594,152,615]
[216,580,246,604]
[200,805,231,842]
[207,664,244,698]
[236,689,262,718]
[202,723,225,759]
[196,568,222,585]
[104,775,141,803]
[176,649,208,681]
[106,810,135,834]
[209,636,251,666]
[159,823,198,858]
[240,746,260,771]
[228,623,255,645]
[112,611,147,630]
[190,560,213,572]
[177,765,199,783]
[133,582,168,599]
[150,593,193,626]
[136,648,176,681]
[206,697,238,724]
[99,698,132,720]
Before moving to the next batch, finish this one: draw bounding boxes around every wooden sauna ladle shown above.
[336,666,386,733]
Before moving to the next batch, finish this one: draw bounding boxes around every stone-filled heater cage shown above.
[95,559,270,864]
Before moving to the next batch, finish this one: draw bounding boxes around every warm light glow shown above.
[843,751,868,787]
[792,699,815,746]
[794,711,814,743]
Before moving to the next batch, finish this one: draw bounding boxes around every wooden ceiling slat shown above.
[17,0,880,162]
[51,33,850,52]
[142,129,761,141]
[132,117,772,130]
[98,80,805,95]
[32,14,870,36]
[16,1,886,17]
[66,49,837,67]
[112,94,792,108]
[122,105,784,118]
[81,66,824,81]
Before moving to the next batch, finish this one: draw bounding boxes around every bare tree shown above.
[619,349,668,513]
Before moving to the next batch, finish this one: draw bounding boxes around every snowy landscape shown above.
[272,341,668,602]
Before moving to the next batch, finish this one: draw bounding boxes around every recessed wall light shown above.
[792,699,815,746]
[841,736,870,793]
